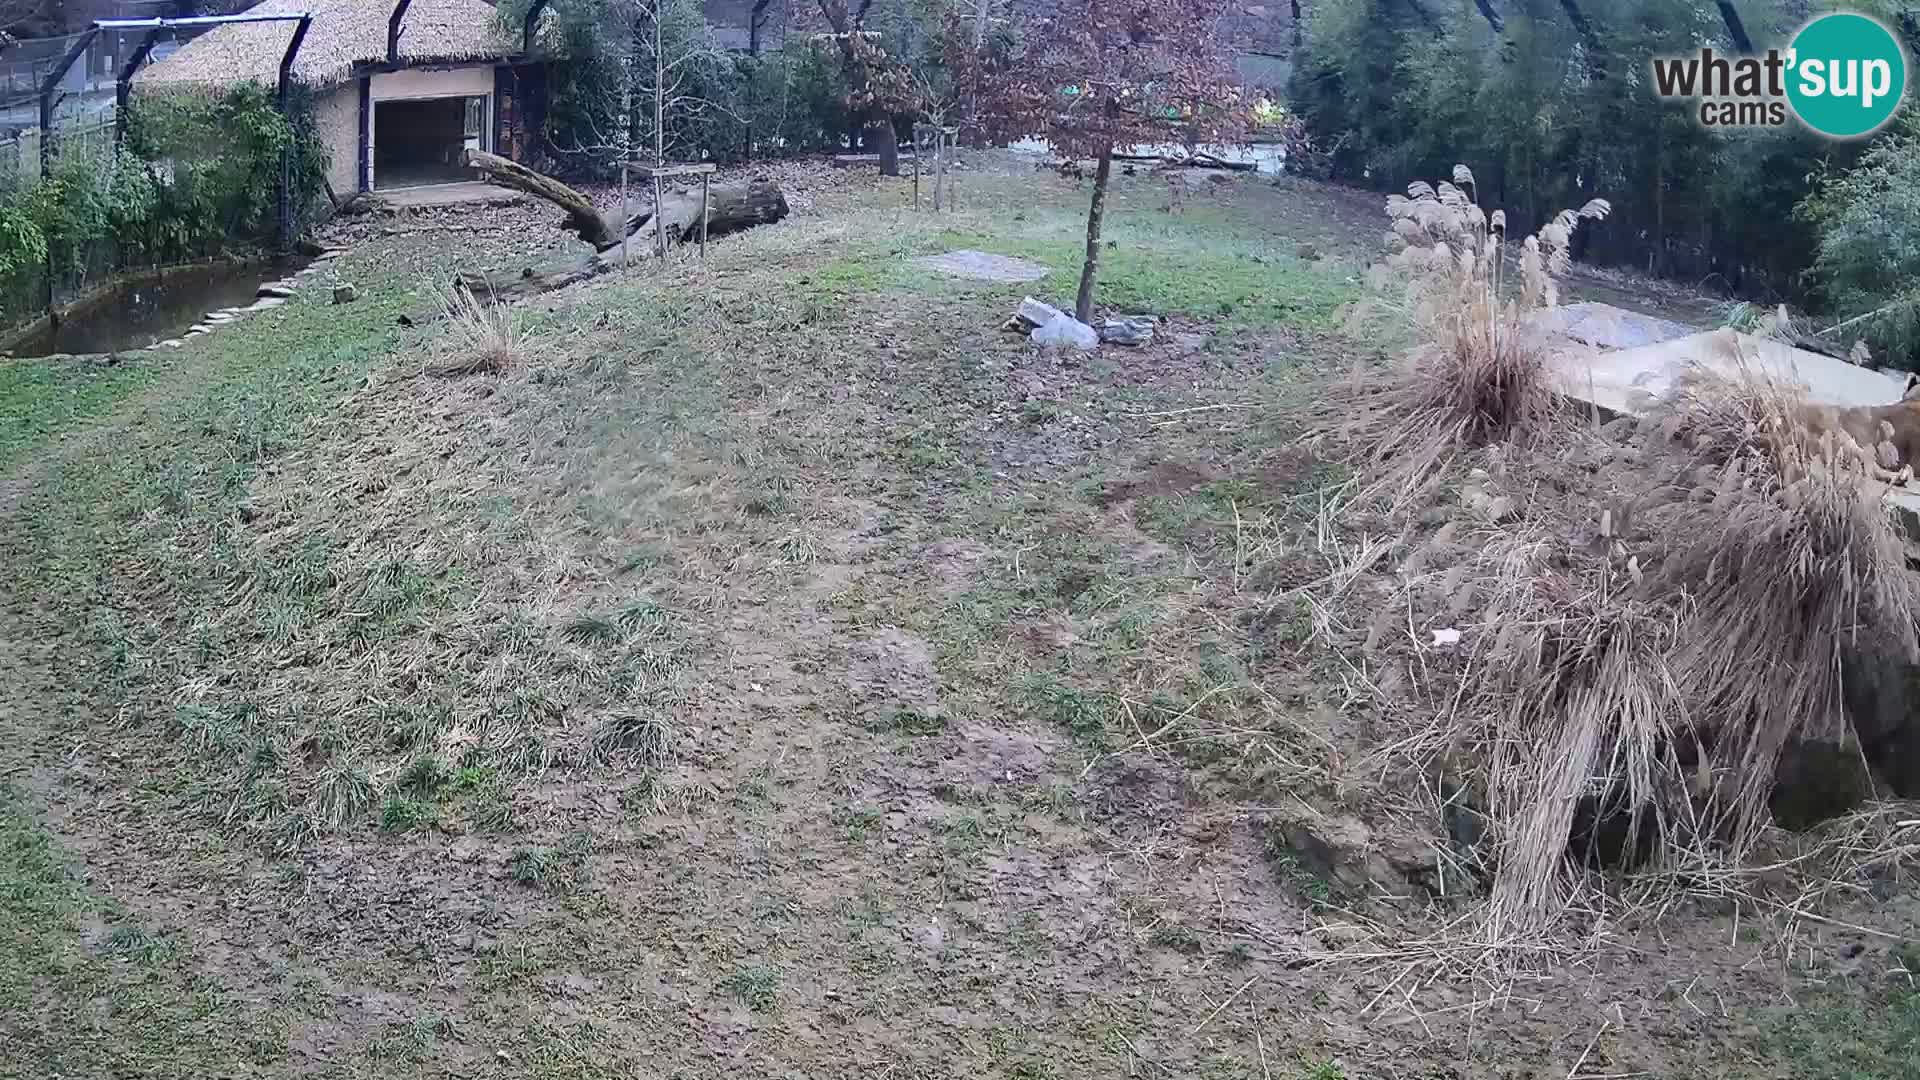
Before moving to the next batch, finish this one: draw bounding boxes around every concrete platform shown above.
[371,181,524,209]
[1531,300,1695,350]
[1550,328,1910,415]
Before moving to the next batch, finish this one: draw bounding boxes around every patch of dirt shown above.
[847,627,940,716]
[922,537,991,597]
[1094,461,1222,507]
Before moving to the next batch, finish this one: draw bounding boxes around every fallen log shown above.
[461,149,790,254]
[464,150,619,247]
[451,256,599,305]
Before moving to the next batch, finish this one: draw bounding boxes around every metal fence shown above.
[0,116,114,191]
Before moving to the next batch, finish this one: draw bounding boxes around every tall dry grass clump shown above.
[1451,526,1689,934]
[427,279,536,376]
[1319,173,1920,941]
[1337,165,1610,504]
[1636,352,1920,841]
[1365,349,1920,939]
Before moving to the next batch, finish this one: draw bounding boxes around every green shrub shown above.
[0,82,328,326]
[1800,112,1920,369]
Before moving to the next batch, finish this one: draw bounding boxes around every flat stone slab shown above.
[1532,301,1695,350]
[248,297,287,311]
[916,250,1050,283]
[1550,328,1909,415]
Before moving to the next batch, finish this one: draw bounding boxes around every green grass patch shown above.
[722,963,781,1013]
[935,222,1356,329]
[1763,971,1920,1080]
[0,356,170,472]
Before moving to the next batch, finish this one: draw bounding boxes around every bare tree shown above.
[966,0,1251,322]
[538,0,739,173]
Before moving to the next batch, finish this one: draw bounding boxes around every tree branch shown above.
[1474,0,1504,33]
[1716,1,1752,52]
[1557,0,1606,79]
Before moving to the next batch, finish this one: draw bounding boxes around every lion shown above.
[1800,373,1920,486]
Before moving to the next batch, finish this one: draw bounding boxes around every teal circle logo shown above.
[1786,13,1908,138]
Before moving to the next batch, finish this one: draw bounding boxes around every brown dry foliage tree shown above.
[811,0,920,175]
[966,0,1251,322]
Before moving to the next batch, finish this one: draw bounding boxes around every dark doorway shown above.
[374,96,485,189]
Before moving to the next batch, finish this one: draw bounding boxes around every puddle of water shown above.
[7,259,309,357]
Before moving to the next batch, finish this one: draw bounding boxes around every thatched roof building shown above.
[135,0,517,89]
[134,0,539,201]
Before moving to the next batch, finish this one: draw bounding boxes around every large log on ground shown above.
[464,150,620,248]
[461,149,789,254]
[620,180,790,251]
[450,254,599,305]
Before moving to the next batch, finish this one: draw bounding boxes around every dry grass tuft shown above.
[1330,166,1609,505]
[426,279,537,377]
[1315,179,1920,940]
[1329,350,1920,939]
[1634,351,1920,840]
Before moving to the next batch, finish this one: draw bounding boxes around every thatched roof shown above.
[134,0,516,91]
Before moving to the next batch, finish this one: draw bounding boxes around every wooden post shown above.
[652,173,665,259]
[629,162,717,261]
[932,128,945,212]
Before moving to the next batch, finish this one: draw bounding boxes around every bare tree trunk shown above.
[745,0,771,160]
[463,149,619,247]
[1557,0,1606,79]
[1716,0,1752,51]
[1074,142,1113,324]
[1473,0,1503,32]
[875,117,899,176]
[654,0,666,256]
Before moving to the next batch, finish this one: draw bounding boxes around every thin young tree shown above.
[969,0,1249,322]
[526,0,737,175]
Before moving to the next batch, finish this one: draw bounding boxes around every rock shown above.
[1273,812,1438,896]
[248,297,287,311]
[1168,331,1208,353]
[156,339,184,349]
[918,250,1050,283]
[258,283,295,299]
[1030,313,1099,352]
[1013,296,1065,330]
[205,312,236,324]
[1484,495,1517,522]
[1296,242,1320,260]
[186,325,210,335]
[1099,315,1156,346]
[333,284,358,305]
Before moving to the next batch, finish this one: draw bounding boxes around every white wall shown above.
[370,66,494,101]
[313,82,358,198]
